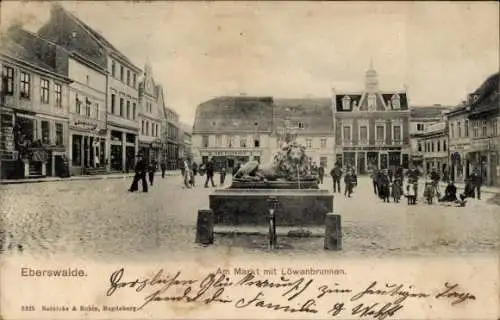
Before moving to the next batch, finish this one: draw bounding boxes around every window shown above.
[111,94,116,114]
[437,140,441,152]
[473,120,479,137]
[54,83,62,107]
[127,70,131,85]
[229,136,235,148]
[417,123,425,131]
[359,126,368,144]
[152,124,155,137]
[72,135,82,166]
[55,123,63,145]
[393,125,401,142]
[443,139,447,151]
[86,75,90,85]
[120,66,124,81]
[298,122,304,129]
[85,98,91,117]
[40,79,50,104]
[119,98,124,117]
[481,120,487,137]
[126,100,131,119]
[20,71,30,99]
[306,139,312,149]
[342,95,351,110]
[146,121,150,136]
[41,121,50,144]
[240,136,247,148]
[202,135,209,148]
[133,73,137,87]
[457,121,461,138]
[2,66,14,95]
[215,135,222,146]
[75,95,81,114]
[254,136,260,148]
[141,120,145,135]
[431,141,435,152]
[132,103,136,120]
[418,142,422,152]
[320,138,327,149]
[391,94,401,109]
[111,61,116,77]
[376,125,384,141]
[95,103,100,120]
[450,123,455,138]
[465,119,469,137]
[343,125,351,143]
[492,119,498,136]
[367,93,376,110]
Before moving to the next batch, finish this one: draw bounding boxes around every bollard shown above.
[267,196,279,250]
[195,209,214,245]
[324,213,342,250]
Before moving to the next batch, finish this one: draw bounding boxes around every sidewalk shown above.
[0,170,180,185]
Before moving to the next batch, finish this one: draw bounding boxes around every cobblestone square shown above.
[1,175,498,262]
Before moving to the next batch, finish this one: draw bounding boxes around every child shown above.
[406,182,417,205]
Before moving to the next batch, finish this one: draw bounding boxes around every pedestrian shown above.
[344,169,354,197]
[160,161,166,178]
[94,154,100,168]
[182,158,191,189]
[330,164,342,193]
[220,166,226,186]
[204,158,216,188]
[470,168,483,200]
[379,169,391,202]
[148,160,156,186]
[370,167,379,195]
[190,161,197,187]
[318,165,325,184]
[128,154,148,193]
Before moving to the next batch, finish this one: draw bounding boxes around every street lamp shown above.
[266,196,279,250]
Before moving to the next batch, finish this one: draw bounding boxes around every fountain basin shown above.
[209,188,333,226]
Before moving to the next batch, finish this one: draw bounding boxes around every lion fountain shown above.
[230,141,319,189]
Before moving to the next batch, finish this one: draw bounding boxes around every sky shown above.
[1,1,498,125]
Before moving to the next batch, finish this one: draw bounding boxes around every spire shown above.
[144,56,153,77]
[365,58,379,92]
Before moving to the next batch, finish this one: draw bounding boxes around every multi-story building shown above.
[272,98,335,168]
[179,123,192,160]
[192,96,274,170]
[446,102,471,183]
[38,3,142,173]
[138,63,164,163]
[419,121,449,175]
[466,73,499,186]
[164,106,180,170]
[1,27,72,179]
[409,105,450,168]
[332,65,411,174]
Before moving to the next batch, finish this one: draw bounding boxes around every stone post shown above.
[195,209,214,245]
[324,213,342,250]
[23,159,29,178]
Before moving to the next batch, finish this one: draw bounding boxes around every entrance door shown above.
[227,158,235,169]
[380,154,388,169]
[357,152,366,174]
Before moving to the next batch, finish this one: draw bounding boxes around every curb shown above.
[0,172,180,185]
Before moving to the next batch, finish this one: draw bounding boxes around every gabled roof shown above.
[335,91,408,112]
[410,105,450,119]
[51,3,141,72]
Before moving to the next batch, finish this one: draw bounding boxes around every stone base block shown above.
[209,189,333,226]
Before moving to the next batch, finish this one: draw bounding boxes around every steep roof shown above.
[273,98,333,135]
[193,96,274,134]
[335,91,409,111]
[469,73,499,118]
[410,105,450,119]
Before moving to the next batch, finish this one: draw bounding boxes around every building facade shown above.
[179,123,192,160]
[419,122,449,176]
[409,105,450,168]
[446,103,471,183]
[192,96,274,170]
[1,28,72,179]
[332,66,411,174]
[272,98,335,168]
[138,63,164,163]
[38,3,142,173]
[164,107,180,170]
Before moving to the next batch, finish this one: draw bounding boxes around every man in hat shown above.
[129,153,148,192]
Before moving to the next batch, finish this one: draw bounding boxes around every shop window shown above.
[72,135,82,166]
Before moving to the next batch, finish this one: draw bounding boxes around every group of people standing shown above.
[328,162,358,197]
[180,157,229,189]
[128,153,164,193]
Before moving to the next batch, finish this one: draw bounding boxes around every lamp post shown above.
[266,196,279,250]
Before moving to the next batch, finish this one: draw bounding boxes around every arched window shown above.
[392,94,401,109]
[342,95,351,110]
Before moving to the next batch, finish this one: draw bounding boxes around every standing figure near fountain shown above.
[344,169,356,198]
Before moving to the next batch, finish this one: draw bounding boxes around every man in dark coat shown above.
[160,161,166,178]
[204,158,216,188]
[148,160,156,186]
[470,168,483,200]
[318,165,325,184]
[129,154,148,192]
[330,164,342,193]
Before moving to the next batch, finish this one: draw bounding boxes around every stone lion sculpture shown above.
[233,141,312,182]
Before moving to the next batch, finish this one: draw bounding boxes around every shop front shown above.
[108,128,138,172]
[339,146,407,173]
[69,119,106,176]
[200,149,261,171]
[468,138,497,185]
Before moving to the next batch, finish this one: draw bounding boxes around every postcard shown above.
[0,1,499,319]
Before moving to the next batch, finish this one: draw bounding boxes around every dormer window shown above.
[298,122,304,129]
[391,94,401,109]
[386,100,392,108]
[352,101,358,110]
[342,95,351,110]
[367,93,376,111]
